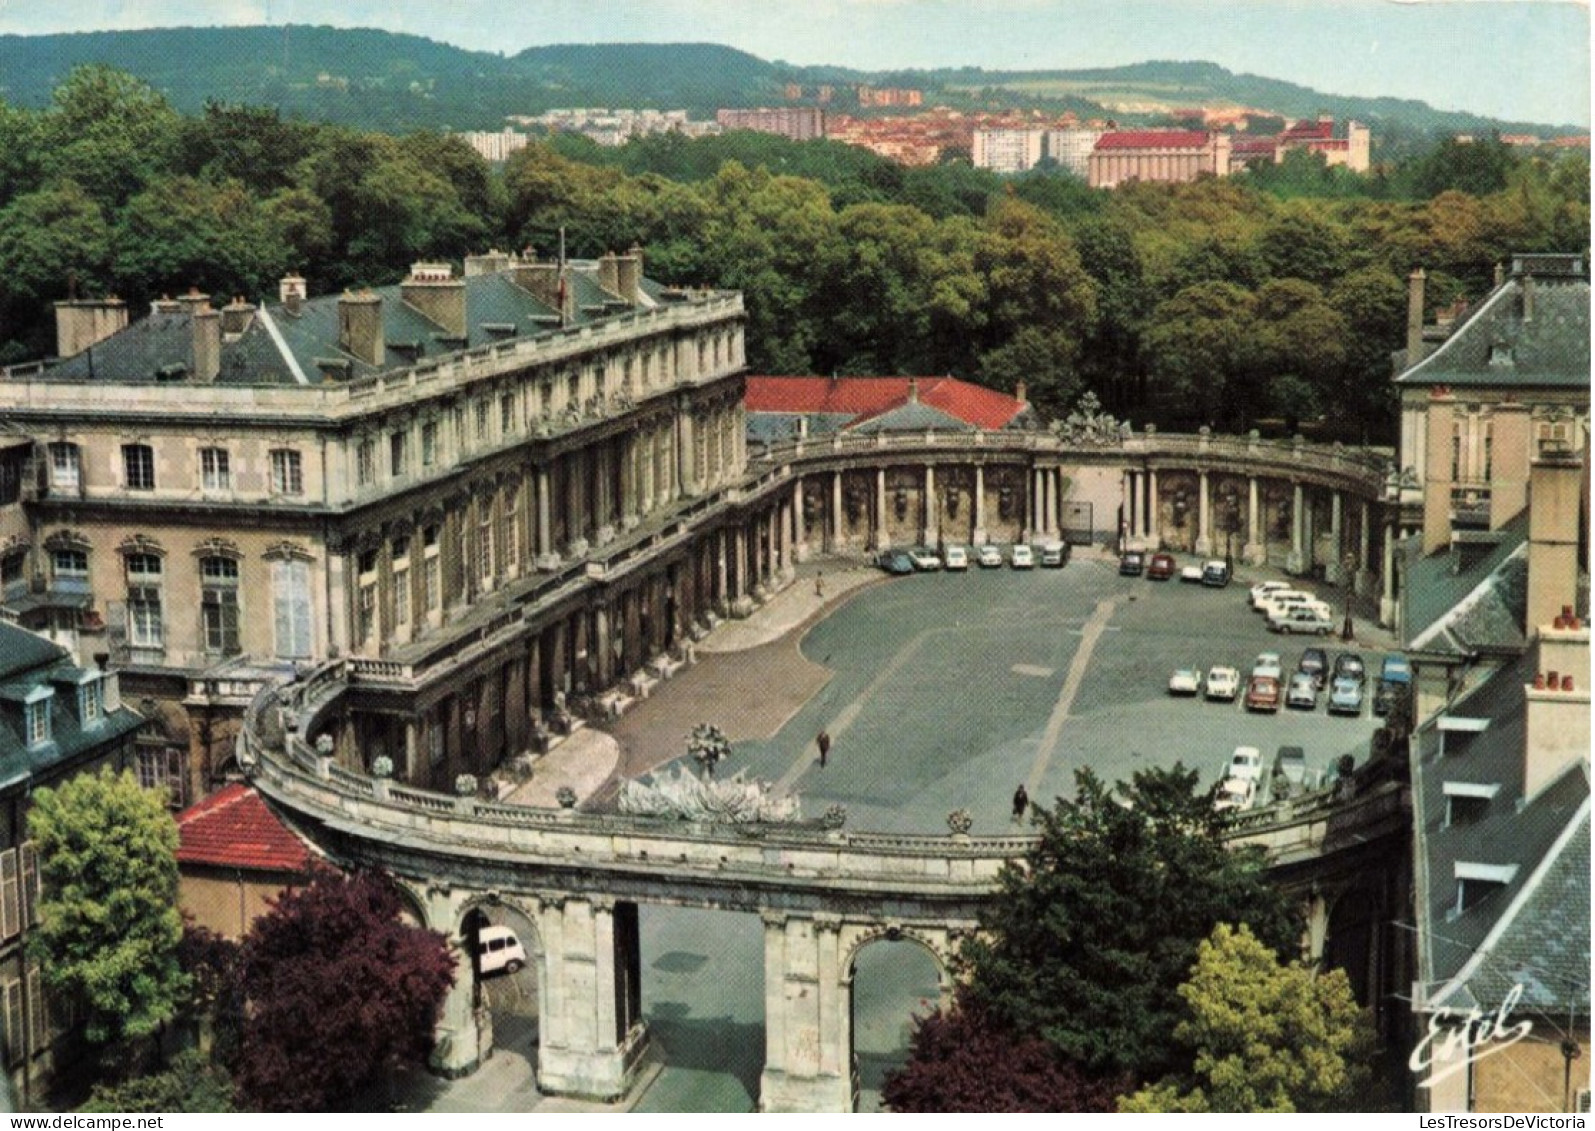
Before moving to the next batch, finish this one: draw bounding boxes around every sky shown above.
[0,0,1588,126]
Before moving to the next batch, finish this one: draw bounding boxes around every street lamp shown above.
[1341,551,1357,642]
[1219,485,1240,573]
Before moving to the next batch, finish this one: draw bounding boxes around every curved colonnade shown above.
[242,428,1397,1112]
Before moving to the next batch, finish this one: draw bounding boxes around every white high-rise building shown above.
[1045,128,1104,179]
[972,128,1044,174]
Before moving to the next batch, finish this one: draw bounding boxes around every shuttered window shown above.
[19,844,37,931]
[25,968,43,1056]
[0,850,19,941]
[3,979,22,1066]
[272,559,313,659]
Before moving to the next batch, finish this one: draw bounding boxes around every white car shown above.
[1268,605,1334,635]
[1179,564,1204,583]
[1039,541,1067,567]
[943,545,969,570]
[1168,666,1203,696]
[1205,666,1241,701]
[1214,776,1256,813]
[1227,745,1264,782]
[1252,651,1283,679]
[1010,544,1034,569]
[1249,580,1292,609]
[906,547,941,571]
[1258,589,1314,618]
[976,544,1003,568]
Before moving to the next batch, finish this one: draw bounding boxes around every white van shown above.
[476,925,528,976]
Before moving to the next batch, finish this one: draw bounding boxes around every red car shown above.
[1146,553,1177,580]
[1244,675,1282,713]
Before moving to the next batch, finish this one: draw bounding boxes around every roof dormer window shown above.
[24,691,52,749]
[1441,780,1500,827]
[1451,862,1519,918]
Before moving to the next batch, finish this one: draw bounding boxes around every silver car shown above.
[1285,671,1319,710]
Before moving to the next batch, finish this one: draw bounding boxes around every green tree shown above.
[27,768,189,1047]
[1120,923,1378,1113]
[38,66,182,208]
[954,766,1296,1081]
[111,176,290,304]
[80,1049,235,1113]
[1141,282,1257,428]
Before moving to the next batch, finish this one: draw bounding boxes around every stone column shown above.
[594,604,614,688]
[830,471,843,550]
[1195,470,1212,556]
[1356,501,1375,597]
[678,408,698,498]
[1287,483,1306,575]
[973,465,987,545]
[1146,468,1159,549]
[922,464,938,546]
[425,887,487,1078]
[715,530,729,616]
[1380,521,1398,628]
[779,499,795,581]
[620,436,639,531]
[1243,476,1263,566]
[874,468,888,551]
[759,913,851,1113]
[536,467,558,570]
[1325,492,1345,583]
[733,526,753,616]
[793,480,808,562]
[536,898,645,1101]
[1125,471,1139,547]
[1042,469,1055,536]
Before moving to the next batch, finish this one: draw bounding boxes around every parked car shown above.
[1274,745,1307,788]
[1245,675,1282,712]
[1214,776,1256,813]
[1227,745,1264,781]
[1206,665,1241,701]
[1201,560,1231,588]
[1268,606,1334,635]
[906,547,942,572]
[876,550,914,575]
[1252,651,1283,679]
[1146,552,1176,580]
[1257,589,1313,618]
[942,545,969,571]
[1118,551,1145,576]
[1249,580,1292,609]
[976,543,1003,568]
[1332,652,1367,686]
[1039,541,1069,567]
[1298,647,1329,688]
[1168,666,1204,696]
[1180,564,1205,583]
[1328,676,1365,716]
[1285,671,1320,710]
[1010,544,1035,569]
[476,925,527,976]
[1374,654,1412,717]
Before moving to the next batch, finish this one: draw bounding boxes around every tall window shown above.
[200,557,240,655]
[357,549,378,645]
[475,399,490,440]
[52,549,88,593]
[500,393,515,435]
[390,431,408,477]
[478,503,494,583]
[356,439,376,487]
[1,551,25,601]
[24,697,50,748]
[122,444,155,490]
[421,421,438,468]
[78,678,101,726]
[392,565,410,626]
[199,447,230,491]
[136,744,186,807]
[126,553,163,648]
[270,449,303,496]
[48,443,80,491]
[271,558,313,659]
[452,405,467,450]
[502,488,520,573]
[422,525,441,614]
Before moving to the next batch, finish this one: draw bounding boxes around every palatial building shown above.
[0,250,769,803]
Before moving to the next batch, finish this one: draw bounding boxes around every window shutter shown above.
[25,968,43,1056]
[18,843,36,930]
[3,979,21,1066]
[222,591,240,655]
[272,561,293,657]
[0,849,19,941]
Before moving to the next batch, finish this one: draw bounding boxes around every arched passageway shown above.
[849,936,945,1112]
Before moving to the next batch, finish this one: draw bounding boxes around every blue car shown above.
[876,550,914,575]
[1327,676,1364,716]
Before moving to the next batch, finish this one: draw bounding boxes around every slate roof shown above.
[0,623,146,790]
[1400,513,1530,653]
[1396,257,1590,389]
[38,261,669,388]
[176,783,313,873]
[1411,645,1591,1015]
[745,376,1035,432]
[1094,130,1212,150]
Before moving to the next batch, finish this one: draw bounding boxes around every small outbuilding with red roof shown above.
[176,783,315,938]
[744,375,1039,446]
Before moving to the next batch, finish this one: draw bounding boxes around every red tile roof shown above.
[745,375,1028,431]
[177,784,313,873]
[1095,130,1212,150]
[1281,120,1335,141]
[1231,137,1278,155]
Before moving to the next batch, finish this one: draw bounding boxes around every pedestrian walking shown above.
[1012,783,1029,821]
[816,730,831,767]
[815,572,825,598]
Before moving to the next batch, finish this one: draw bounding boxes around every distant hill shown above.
[0,27,1580,139]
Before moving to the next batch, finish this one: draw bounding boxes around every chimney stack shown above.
[1014,380,1027,405]
[1405,268,1427,367]
[279,274,307,316]
[220,296,255,339]
[597,251,621,298]
[1488,402,1530,529]
[509,258,572,323]
[464,249,512,277]
[401,262,467,342]
[1523,613,1590,801]
[53,297,128,359]
[1421,389,1455,555]
[337,290,385,368]
[1526,437,1583,636]
[616,246,643,305]
[191,302,221,382]
[176,288,211,316]
[150,296,183,316]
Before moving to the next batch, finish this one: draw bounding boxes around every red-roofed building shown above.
[177,783,314,937]
[745,375,1038,442]
[1228,116,1371,174]
[1089,129,1232,188]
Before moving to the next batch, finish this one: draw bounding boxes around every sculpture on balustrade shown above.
[1049,392,1123,447]
[617,764,800,824]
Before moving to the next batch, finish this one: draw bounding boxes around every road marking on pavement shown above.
[774,629,935,796]
[1011,664,1055,678]
[1024,597,1116,796]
